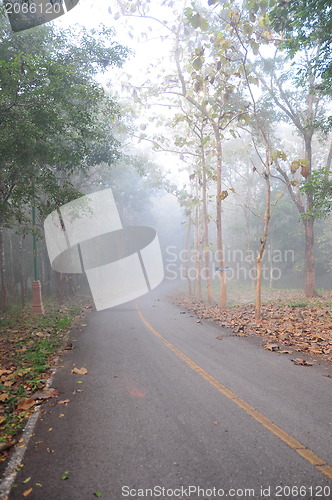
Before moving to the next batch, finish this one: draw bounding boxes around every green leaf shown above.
[199,16,209,31]
[61,471,69,480]
[94,493,103,498]
[192,57,203,71]
[194,78,204,93]
[250,40,260,55]
[271,150,287,162]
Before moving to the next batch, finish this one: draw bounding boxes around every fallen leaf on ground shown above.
[23,488,33,497]
[61,471,69,480]
[71,367,88,375]
[58,399,70,405]
[31,388,59,400]
[264,344,279,351]
[17,399,35,411]
[0,394,8,402]
[0,440,16,452]
[174,292,332,363]
[22,477,31,484]
[94,493,103,498]
[34,332,44,337]
[292,358,313,366]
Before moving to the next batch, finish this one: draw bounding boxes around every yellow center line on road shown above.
[136,305,332,481]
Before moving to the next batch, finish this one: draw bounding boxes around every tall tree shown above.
[257,52,330,297]
[269,0,332,90]
[0,21,128,229]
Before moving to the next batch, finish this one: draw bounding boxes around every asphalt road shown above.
[1,282,332,500]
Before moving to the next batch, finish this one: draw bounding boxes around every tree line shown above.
[113,0,332,318]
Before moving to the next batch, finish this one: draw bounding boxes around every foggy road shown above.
[3,283,332,500]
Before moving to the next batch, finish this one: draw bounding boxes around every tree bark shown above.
[304,218,315,297]
[303,133,316,297]
[194,174,202,301]
[255,179,271,319]
[213,123,226,309]
[184,215,193,298]
[19,236,25,306]
[0,228,8,311]
[201,137,212,304]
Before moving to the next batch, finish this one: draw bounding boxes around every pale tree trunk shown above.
[213,123,226,309]
[7,230,15,301]
[193,174,202,301]
[19,236,26,307]
[304,217,315,297]
[0,228,9,311]
[184,215,193,298]
[255,141,271,320]
[201,138,212,304]
[303,134,316,297]
[326,139,332,172]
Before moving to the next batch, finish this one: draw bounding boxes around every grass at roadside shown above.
[0,299,89,458]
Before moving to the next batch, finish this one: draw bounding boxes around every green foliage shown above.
[269,0,332,90]
[301,168,332,219]
[0,21,128,228]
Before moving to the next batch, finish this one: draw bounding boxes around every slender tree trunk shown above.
[326,139,332,172]
[213,123,226,309]
[304,218,315,297]
[184,216,193,297]
[7,230,15,301]
[56,273,66,304]
[255,142,271,320]
[0,228,9,311]
[201,139,212,304]
[194,175,202,301]
[19,236,25,306]
[303,134,316,297]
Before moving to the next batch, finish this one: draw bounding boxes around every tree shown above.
[0,21,128,309]
[257,52,330,297]
[0,21,128,229]
[301,168,332,219]
[269,0,332,90]
[206,0,331,298]
[113,0,331,305]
